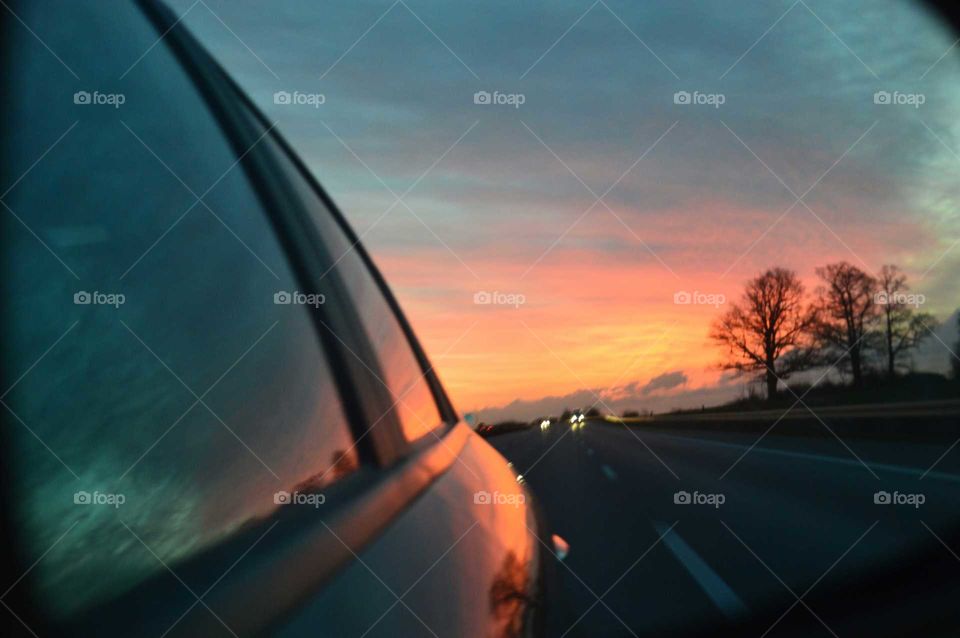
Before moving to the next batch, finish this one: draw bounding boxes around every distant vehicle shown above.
[569,410,585,429]
[0,1,553,636]
[539,418,551,431]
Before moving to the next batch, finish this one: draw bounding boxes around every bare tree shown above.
[813,262,878,387]
[711,267,815,400]
[875,264,937,377]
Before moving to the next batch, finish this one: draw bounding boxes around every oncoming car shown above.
[569,411,585,430]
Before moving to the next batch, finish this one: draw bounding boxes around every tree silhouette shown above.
[875,264,937,377]
[813,262,878,387]
[711,267,816,400]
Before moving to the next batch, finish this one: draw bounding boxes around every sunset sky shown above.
[172,0,960,420]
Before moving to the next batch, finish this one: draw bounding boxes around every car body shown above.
[0,1,556,636]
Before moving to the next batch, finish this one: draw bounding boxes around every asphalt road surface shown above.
[488,418,960,637]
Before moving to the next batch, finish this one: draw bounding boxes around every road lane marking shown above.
[647,432,960,483]
[654,521,747,619]
[601,464,618,481]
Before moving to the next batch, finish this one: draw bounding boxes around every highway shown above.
[487,417,960,637]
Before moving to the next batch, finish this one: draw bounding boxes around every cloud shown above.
[472,370,743,423]
[639,370,688,395]
[469,388,601,424]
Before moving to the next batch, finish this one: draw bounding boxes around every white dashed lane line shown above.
[601,464,618,481]
[654,521,747,619]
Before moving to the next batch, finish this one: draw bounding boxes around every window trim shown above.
[133,0,408,466]
[223,75,461,446]
[135,0,458,466]
[247,126,453,451]
[62,425,474,637]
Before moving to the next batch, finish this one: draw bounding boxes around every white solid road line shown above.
[647,431,960,483]
[654,521,748,619]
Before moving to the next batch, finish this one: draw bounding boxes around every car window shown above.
[255,132,446,443]
[1,0,357,619]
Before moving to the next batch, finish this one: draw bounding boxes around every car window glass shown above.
[1,1,356,618]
